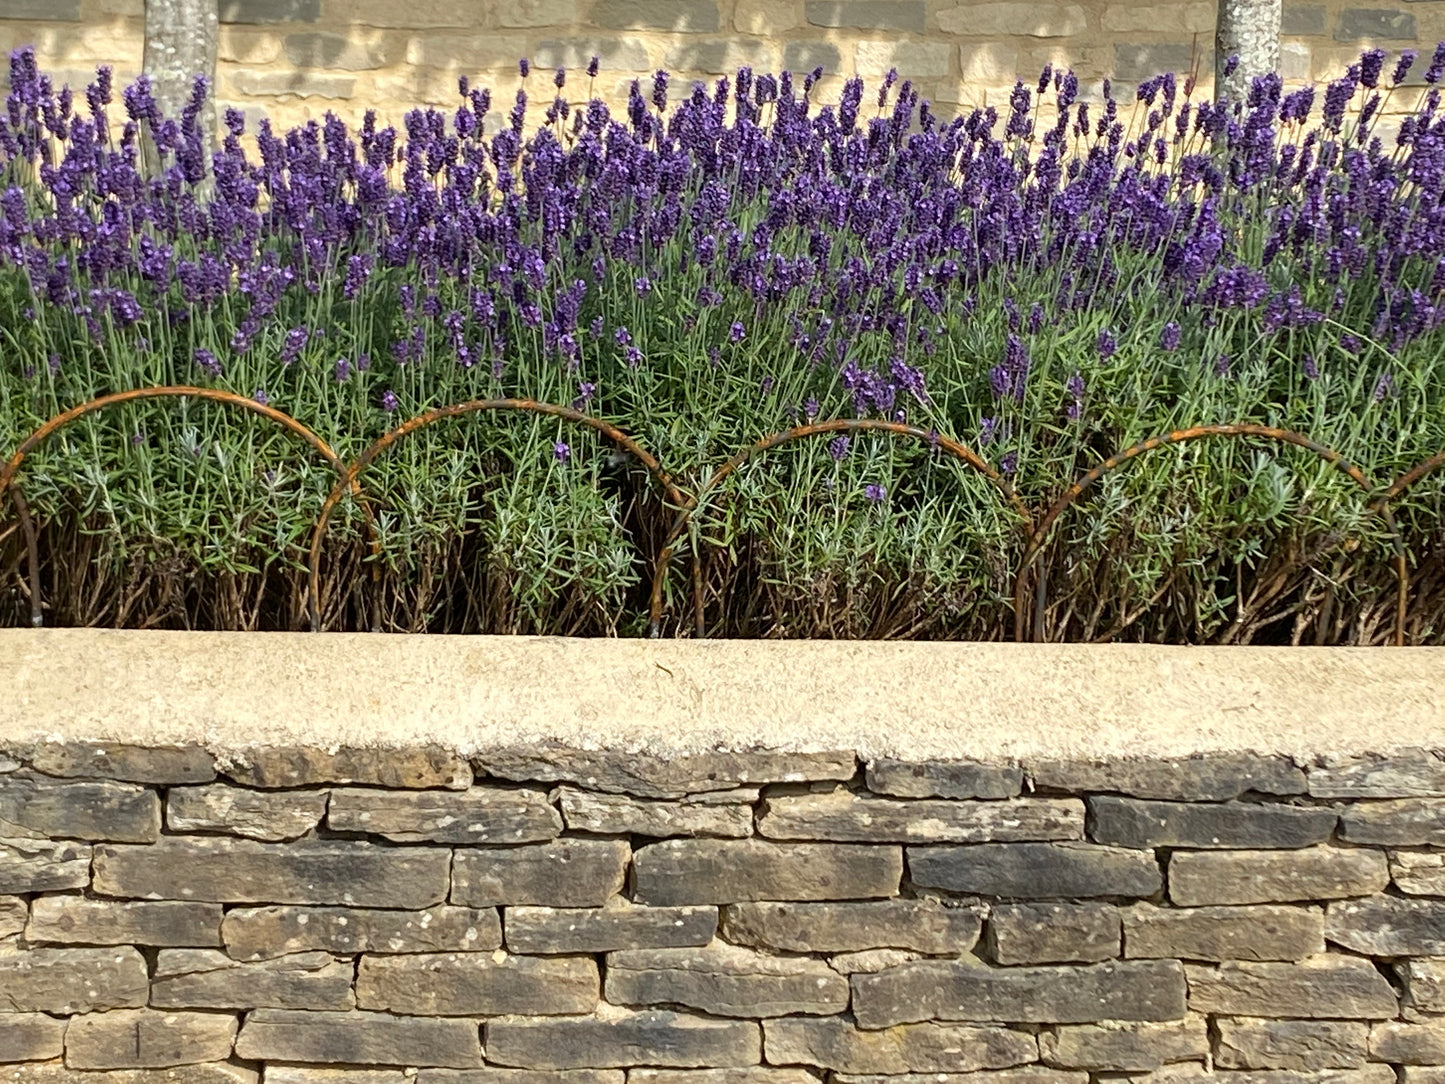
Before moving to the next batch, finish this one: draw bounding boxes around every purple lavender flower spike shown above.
[864,483,886,503]
[553,440,571,462]
[381,390,399,413]
[828,436,850,461]
[729,320,745,343]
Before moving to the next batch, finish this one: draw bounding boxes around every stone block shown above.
[1325,894,1445,955]
[532,39,651,73]
[633,839,902,904]
[1341,799,1445,845]
[235,1010,483,1068]
[866,759,1021,800]
[1103,3,1213,33]
[414,1074,624,1084]
[0,0,80,15]
[1031,755,1305,801]
[556,787,753,838]
[806,0,925,32]
[829,948,921,973]
[1403,960,1445,1013]
[1184,958,1399,1019]
[0,947,148,1013]
[151,949,356,1009]
[166,784,327,841]
[1,774,159,842]
[1115,43,1199,83]
[1216,1019,1370,1070]
[94,838,450,907]
[630,1072,813,1084]
[1336,8,1417,40]
[592,0,718,30]
[1168,847,1389,906]
[1392,851,1445,894]
[224,69,357,100]
[1280,42,1313,80]
[763,1016,1036,1073]
[0,1063,258,1083]
[760,791,1082,843]
[1040,1017,1209,1071]
[357,953,598,1016]
[0,838,91,894]
[26,896,221,946]
[1403,1071,1445,1084]
[403,33,531,69]
[833,1075,1084,1084]
[1370,1022,1445,1064]
[63,1009,238,1069]
[909,842,1162,899]
[606,941,849,1016]
[0,1014,64,1062]
[287,31,394,72]
[495,0,581,27]
[0,894,24,937]
[783,41,842,74]
[506,900,717,953]
[664,39,777,75]
[223,745,469,788]
[328,787,560,844]
[987,902,1121,964]
[1283,5,1329,34]
[269,1072,412,1084]
[1308,751,1445,798]
[475,747,855,799]
[852,959,1187,1028]
[938,2,1087,36]
[855,41,954,80]
[721,898,981,954]
[1089,797,1337,849]
[27,741,215,783]
[452,840,630,907]
[1122,903,1324,961]
[735,0,802,34]
[485,1011,761,1069]
[224,904,501,959]
[219,0,319,22]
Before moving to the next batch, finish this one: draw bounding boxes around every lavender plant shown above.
[1,46,1444,641]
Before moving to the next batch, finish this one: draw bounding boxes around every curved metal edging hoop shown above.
[0,386,374,630]
[1012,423,1407,646]
[645,418,1033,638]
[305,398,686,633]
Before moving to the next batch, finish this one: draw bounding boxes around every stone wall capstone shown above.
[2,739,1445,1078]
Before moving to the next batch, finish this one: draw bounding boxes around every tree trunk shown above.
[142,0,218,170]
[1215,0,1282,101]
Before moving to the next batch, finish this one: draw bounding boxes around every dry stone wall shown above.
[2,741,1445,1079]
[1,0,1442,134]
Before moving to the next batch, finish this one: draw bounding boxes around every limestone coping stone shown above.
[1,629,1442,761]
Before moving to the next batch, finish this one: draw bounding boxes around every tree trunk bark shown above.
[1215,0,1282,101]
[142,0,217,170]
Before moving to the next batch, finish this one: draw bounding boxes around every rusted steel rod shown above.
[0,387,372,630]
[1012,423,1406,645]
[305,398,686,633]
[645,418,1031,638]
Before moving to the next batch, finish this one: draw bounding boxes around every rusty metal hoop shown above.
[1012,423,1407,645]
[0,386,373,630]
[305,398,686,633]
[646,418,1032,638]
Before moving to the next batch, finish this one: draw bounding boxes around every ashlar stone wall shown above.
[0,0,1441,133]
[3,739,1445,1080]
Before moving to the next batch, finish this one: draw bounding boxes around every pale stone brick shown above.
[63,1009,239,1069]
[1103,3,1214,34]
[938,3,1088,37]
[496,0,580,27]
[736,0,802,34]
